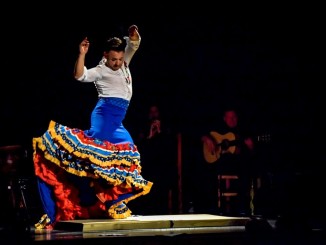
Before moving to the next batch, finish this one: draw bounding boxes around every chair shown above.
[217,174,239,215]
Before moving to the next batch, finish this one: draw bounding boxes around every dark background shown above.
[1,4,325,218]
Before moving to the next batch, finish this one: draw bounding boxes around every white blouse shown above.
[77,37,141,101]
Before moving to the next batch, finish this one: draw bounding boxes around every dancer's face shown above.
[104,50,125,71]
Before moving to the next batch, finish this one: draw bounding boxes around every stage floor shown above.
[1,214,325,245]
[54,214,251,232]
[29,214,254,244]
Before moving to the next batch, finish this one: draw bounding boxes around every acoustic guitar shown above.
[203,131,270,163]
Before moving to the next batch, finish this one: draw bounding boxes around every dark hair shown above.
[104,37,126,52]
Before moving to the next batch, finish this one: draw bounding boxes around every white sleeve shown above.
[77,66,102,83]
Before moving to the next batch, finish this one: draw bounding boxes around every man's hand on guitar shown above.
[244,137,254,151]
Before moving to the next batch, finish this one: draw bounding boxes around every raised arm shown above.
[128,25,140,41]
[124,25,141,65]
[74,37,90,79]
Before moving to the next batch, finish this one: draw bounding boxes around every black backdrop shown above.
[1,4,325,217]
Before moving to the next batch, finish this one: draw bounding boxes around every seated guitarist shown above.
[200,108,255,216]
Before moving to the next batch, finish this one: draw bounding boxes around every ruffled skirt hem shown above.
[33,120,153,229]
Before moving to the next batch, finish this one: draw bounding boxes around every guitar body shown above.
[203,130,271,163]
[203,131,237,163]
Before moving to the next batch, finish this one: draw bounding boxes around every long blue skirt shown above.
[33,97,153,229]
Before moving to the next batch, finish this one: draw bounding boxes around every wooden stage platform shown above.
[29,214,255,244]
[55,214,251,232]
[1,214,325,244]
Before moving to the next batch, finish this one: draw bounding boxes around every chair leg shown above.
[17,178,31,232]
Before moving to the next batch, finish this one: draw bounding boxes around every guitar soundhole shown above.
[220,140,229,150]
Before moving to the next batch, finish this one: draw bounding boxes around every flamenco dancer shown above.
[33,24,152,229]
